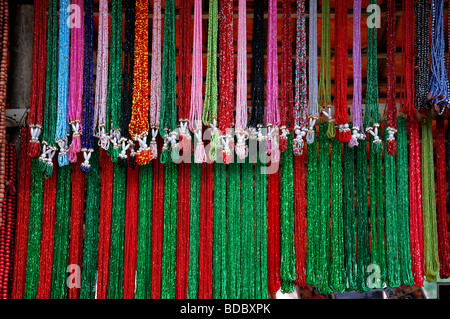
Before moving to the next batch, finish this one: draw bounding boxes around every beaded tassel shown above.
[386,0,398,155]
[294,149,307,287]
[135,163,153,299]
[188,159,201,299]
[50,165,71,299]
[80,147,100,299]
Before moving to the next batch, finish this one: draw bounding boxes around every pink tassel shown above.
[271,147,280,163]
[150,141,158,160]
[100,135,110,151]
[68,137,81,163]
[348,137,359,148]
[195,142,207,163]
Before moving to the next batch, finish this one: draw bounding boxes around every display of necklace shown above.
[67,0,84,163]
[27,0,47,158]
[279,0,293,153]
[135,162,153,299]
[36,155,57,299]
[334,0,351,143]
[50,164,71,299]
[266,0,280,162]
[403,0,424,287]
[203,0,219,161]
[349,0,364,147]
[218,0,234,165]
[149,0,161,159]
[342,141,356,291]
[235,0,248,160]
[0,143,17,299]
[414,0,429,111]
[12,128,32,299]
[428,0,449,114]
[386,0,398,155]
[306,0,318,144]
[106,0,123,163]
[421,114,439,282]
[38,0,57,178]
[280,135,296,293]
[188,155,201,298]
[129,0,150,166]
[94,0,109,151]
[119,0,135,168]
[436,118,450,278]
[55,0,70,167]
[293,0,308,154]
[80,0,95,173]
[80,147,100,299]
[318,0,334,139]
[96,150,114,299]
[397,117,414,285]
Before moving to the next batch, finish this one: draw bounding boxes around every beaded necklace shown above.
[334,0,351,143]
[280,135,296,293]
[227,162,242,298]
[38,0,58,178]
[190,0,206,163]
[106,0,123,163]
[0,0,7,218]
[159,0,177,164]
[306,0,318,144]
[94,0,109,151]
[96,150,114,299]
[50,165,71,299]
[364,0,382,153]
[241,157,255,298]
[149,0,162,159]
[119,0,136,168]
[429,0,450,114]
[80,146,100,299]
[385,126,401,288]
[436,118,450,278]
[342,142,356,291]
[124,165,140,298]
[188,159,201,298]
[80,0,95,173]
[67,0,85,163]
[68,159,86,299]
[330,138,345,292]
[355,139,370,292]
[403,0,424,287]
[212,162,226,298]
[55,0,71,167]
[135,163,153,299]
[294,148,306,286]
[12,128,32,299]
[235,0,248,160]
[316,124,331,294]
[0,144,17,298]
[386,0,398,156]
[161,161,178,299]
[293,0,308,154]
[414,0,429,110]
[27,0,47,158]
[266,0,280,162]
[218,0,234,165]
[279,0,293,153]
[318,1,334,138]
[349,0,364,147]
[306,127,318,286]
[396,118,414,285]
[421,114,439,282]
[202,0,219,161]
[129,0,150,166]
[23,159,44,299]
[198,163,214,299]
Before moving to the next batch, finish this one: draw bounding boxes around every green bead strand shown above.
[255,160,268,299]
[108,164,126,299]
[80,147,100,299]
[280,135,296,293]
[330,138,345,293]
[50,165,72,299]
[135,163,153,299]
[188,160,201,298]
[161,161,178,298]
[24,159,45,299]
